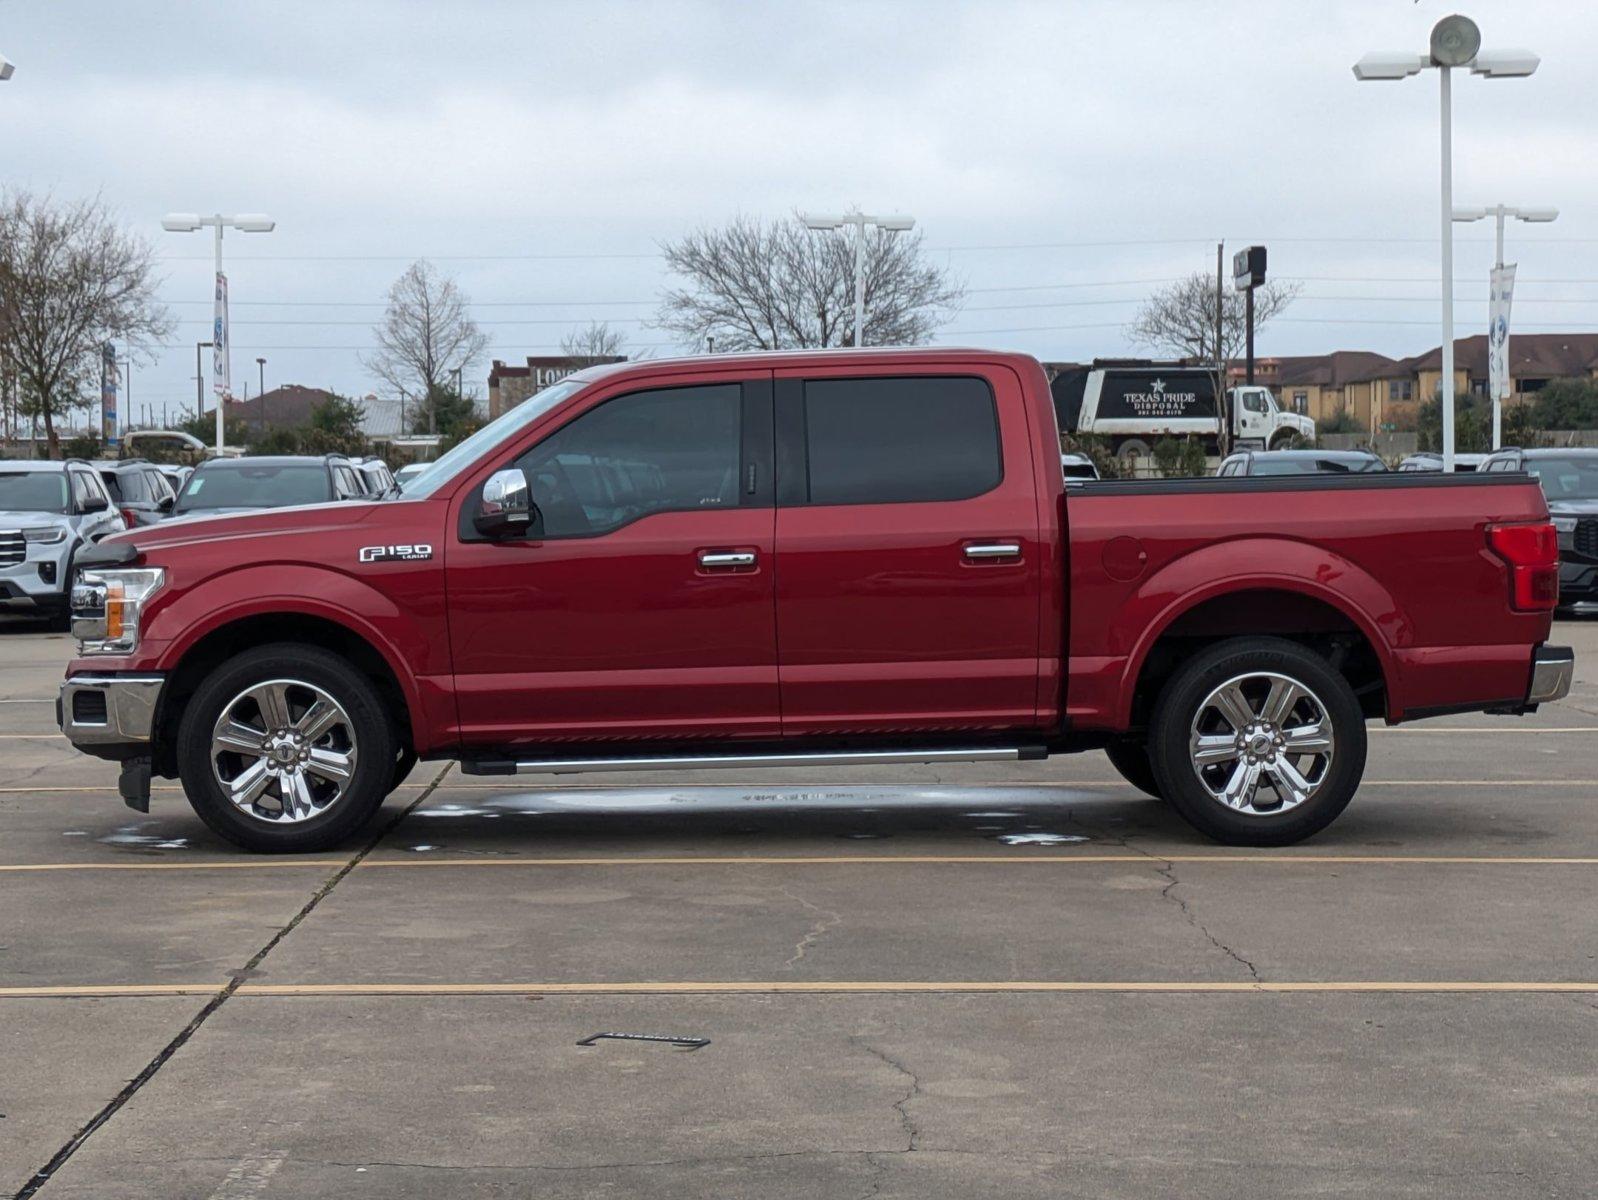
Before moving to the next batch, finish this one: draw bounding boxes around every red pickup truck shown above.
[58,349,1572,853]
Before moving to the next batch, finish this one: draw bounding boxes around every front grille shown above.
[1577,519,1598,560]
[0,529,23,567]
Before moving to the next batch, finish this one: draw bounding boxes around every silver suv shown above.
[0,460,126,628]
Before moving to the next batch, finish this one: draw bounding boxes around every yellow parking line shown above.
[8,852,1598,874]
[3,980,1596,999]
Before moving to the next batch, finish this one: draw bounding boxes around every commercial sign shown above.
[1095,371,1219,421]
[1488,263,1516,402]
[100,342,118,448]
[213,272,231,398]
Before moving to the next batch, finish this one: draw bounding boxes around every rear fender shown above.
[1114,538,1404,726]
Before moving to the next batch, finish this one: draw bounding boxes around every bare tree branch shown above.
[559,320,630,369]
[0,191,173,454]
[363,260,488,403]
[1127,272,1301,364]
[656,213,963,351]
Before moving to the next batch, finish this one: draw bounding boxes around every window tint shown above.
[802,376,1001,505]
[105,469,152,503]
[512,384,742,537]
[0,471,69,512]
[175,464,334,511]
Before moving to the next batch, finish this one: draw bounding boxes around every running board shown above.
[460,745,1047,777]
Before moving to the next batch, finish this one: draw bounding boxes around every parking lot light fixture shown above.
[1354,15,1540,473]
[798,209,917,348]
[161,212,276,453]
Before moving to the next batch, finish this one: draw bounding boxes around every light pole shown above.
[1354,17,1539,471]
[161,212,275,453]
[799,210,916,348]
[194,341,213,423]
[1452,203,1557,449]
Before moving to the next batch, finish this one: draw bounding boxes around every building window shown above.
[1517,377,1548,394]
[1388,380,1413,402]
[1292,391,1308,415]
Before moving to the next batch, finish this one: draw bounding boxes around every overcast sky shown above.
[5,0,1595,423]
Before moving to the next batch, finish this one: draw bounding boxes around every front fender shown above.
[147,564,440,754]
[1112,537,1405,726]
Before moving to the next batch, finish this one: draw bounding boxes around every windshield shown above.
[0,471,70,513]
[400,380,585,499]
[175,463,332,512]
[1525,456,1598,502]
[1251,456,1385,475]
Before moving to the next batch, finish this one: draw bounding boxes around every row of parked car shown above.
[0,453,403,627]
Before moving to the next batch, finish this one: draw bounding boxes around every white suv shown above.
[0,461,126,628]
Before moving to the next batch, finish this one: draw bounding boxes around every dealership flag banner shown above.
[100,342,118,448]
[213,272,231,398]
[1488,263,1516,403]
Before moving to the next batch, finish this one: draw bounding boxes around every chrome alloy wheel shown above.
[1187,671,1334,816]
[210,679,358,824]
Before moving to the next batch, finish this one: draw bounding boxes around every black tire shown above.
[390,742,419,791]
[1104,738,1163,799]
[176,642,398,853]
[1148,636,1366,846]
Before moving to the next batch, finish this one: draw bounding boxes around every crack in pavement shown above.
[852,1039,922,1153]
[1114,839,1263,983]
[774,881,844,970]
[12,765,454,1200]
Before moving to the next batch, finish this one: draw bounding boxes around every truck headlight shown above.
[22,527,67,544]
[73,567,165,656]
[1550,516,1578,533]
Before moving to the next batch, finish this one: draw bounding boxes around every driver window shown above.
[513,384,742,538]
[1243,393,1267,413]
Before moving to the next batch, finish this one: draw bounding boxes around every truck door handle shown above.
[964,542,1022,561]
[698,550,757,569]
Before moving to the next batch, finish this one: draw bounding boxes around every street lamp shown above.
[161,212,276,453]
[0,53,15,81]
[1354,15,1539,471]
[1452,204,1557,449]
[799,210,916,348]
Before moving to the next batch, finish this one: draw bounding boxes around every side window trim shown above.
[457,378,770,543]
[776,374,1004,508]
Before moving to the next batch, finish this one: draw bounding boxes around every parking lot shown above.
[0,616,1593,1198]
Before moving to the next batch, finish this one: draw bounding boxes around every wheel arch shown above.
[1118,558,1399,730]
[151,610,418,779]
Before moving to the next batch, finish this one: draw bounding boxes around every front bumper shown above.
[1558,560,1597,606]
[57,673,165,748]
[1528,646,1574,705]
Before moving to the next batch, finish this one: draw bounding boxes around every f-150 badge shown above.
[359,543,433,563]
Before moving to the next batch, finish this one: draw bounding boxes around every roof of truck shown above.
[563,346,1036,385]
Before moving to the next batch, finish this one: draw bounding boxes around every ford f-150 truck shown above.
[57,349,1573,853]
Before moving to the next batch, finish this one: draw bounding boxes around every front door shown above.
[772,365,1043,736]
[446,375,778,745]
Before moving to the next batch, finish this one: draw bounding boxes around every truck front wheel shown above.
[176,643,398,853]
[1148,637,1366,846]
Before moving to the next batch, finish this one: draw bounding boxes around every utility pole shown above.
[1214,241,1224,366]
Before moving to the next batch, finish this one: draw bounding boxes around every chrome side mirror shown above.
[474,468,534,538]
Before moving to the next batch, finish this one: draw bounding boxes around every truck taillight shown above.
[1486,522,1559,612]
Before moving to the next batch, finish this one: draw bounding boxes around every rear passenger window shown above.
[802,376,1001,505]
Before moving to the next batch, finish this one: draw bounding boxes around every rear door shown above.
[772,364,1042,735]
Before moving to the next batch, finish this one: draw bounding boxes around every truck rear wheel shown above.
[1148,637,1365,846]
[1104,738,1163,799]
[176,643,398,853]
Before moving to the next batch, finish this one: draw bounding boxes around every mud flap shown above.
[118,756,152,813]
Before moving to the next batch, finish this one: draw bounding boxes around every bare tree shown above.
[657,213,962,351]
[1128,272,1301,364]
[560,320,628,368]
[365,260,488,406]
[0,192,173,455]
